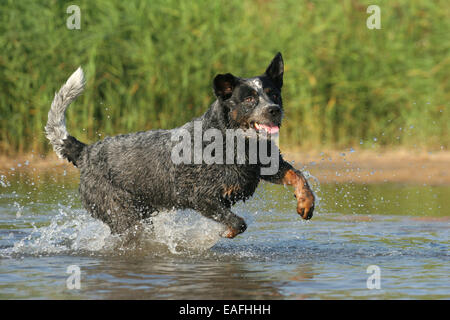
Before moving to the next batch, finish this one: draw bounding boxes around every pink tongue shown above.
[256,123,279,134]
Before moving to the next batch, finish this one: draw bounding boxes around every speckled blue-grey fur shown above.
[45,53,313,235]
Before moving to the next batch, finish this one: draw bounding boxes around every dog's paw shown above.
[221,228,240,238]
[295,188,315,220]
[220,221,247,238]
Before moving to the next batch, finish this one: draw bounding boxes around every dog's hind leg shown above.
[195,201,247,238]
[79,174,150,234]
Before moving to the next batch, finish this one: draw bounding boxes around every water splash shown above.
[0,174,11,188]
[3,207,111,256]
[2,205,225,257]
[302,169,322,213]
[146,209,226,254]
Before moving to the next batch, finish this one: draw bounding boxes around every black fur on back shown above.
[61,136,86,167]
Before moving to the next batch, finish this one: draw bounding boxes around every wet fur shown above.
[46,53,313,236]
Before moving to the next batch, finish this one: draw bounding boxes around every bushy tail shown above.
[45,67,86,166]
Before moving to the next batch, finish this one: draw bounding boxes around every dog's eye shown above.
[244,96,255,103]
[265,88,279,101]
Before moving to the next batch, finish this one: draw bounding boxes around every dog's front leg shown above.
[261,158,315,220]
[196,202,247,238]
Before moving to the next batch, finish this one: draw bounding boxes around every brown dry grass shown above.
[284,149,450,185]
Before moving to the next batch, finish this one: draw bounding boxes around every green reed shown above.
[0,0,448,155]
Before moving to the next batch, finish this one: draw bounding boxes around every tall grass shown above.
[0,0,448,155]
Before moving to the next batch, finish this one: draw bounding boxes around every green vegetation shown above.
[0,0,448,155]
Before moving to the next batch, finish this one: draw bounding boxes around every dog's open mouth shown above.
[252,122,280,135]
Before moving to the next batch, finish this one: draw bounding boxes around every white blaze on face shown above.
[244,78,281,136]
[247,78,263,93]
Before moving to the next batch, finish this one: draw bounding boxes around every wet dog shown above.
[45,53,315,238]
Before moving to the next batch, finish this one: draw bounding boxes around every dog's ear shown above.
[213,73,237,100]
[265,52,284,89]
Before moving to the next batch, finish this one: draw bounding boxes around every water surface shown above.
[0,168,448,299]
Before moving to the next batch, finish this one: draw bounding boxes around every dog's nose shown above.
[267,105,281,117]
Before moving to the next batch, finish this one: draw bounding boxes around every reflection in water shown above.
[83,258,287,299]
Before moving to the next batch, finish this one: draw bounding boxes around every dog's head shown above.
[213,53,284,136]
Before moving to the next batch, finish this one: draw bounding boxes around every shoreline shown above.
[285,149,450,186]
[1,149,449,185]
